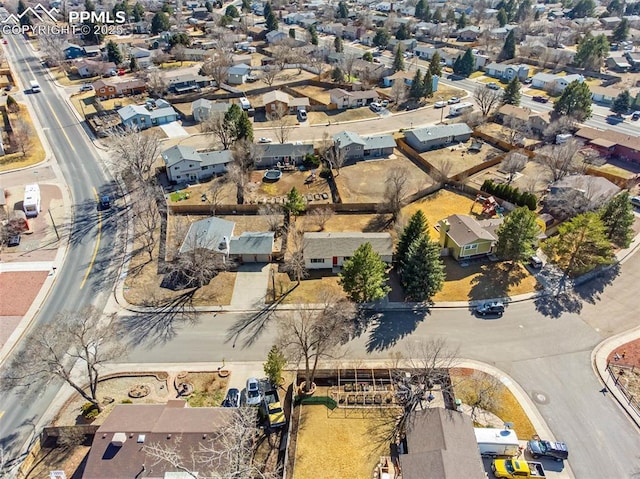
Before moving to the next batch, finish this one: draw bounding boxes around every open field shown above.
[420,139,503,178]
[335,151,434,203]
[246,170,331,205]
[0,104,46,171]
[308,107,379,125]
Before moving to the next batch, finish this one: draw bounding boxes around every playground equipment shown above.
[476,194,504,217]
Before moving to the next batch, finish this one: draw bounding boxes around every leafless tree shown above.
[381,166,409,222]
[277,297,356,393]
[144,407,278,479]
[0,446,20,479]
[324,144,347,176]
[201,49,233,87]
[452,371,503,424]
[502,116,532,146]
[133,186,162,261]
[500,151,528,184]
[434,158,453,182]
[202,113,234,150]
[544,188,592,221]
[268,103,294,144]
[39,30,68,67]
[229,140,259,204]
[261,65,281,87]
[0,306,126,412]
[283,220,308,284]
[259,204,284,232]
[57,427,88,448]
[340,53,360,82]
[107,126,162,184]
[307,207,334,231]
[207,176,227,216]
[537,139,582,182]
[391,80,408,105]
[541,117,576,144]
[141,67,167,96]
[172,44,187,65]
[474,85,504,117]
[11,119,31,156]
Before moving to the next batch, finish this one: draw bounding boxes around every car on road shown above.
[246,377,262,406]
[434,100,447,108]
[532,95,548,103]
[448,97,460,104]
[80,83,93,91]
[487,82,501,90]
[99,195,111,210]
[527,437,569,462]
[7,235,20,247]
[258,137,273,143]
[2,39,7,45]
[476,301,505,317]
[632,111,640,121]
[606,114,624,124]
[222,388,240,407]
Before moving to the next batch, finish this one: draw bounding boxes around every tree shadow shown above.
[225,293,291,349]
[533,264,620,318]
[364,309,429,353]
[363,214,393,232]
[119,289,199,348]
[468,261,527,301]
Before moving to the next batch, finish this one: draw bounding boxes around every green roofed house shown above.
[438,214,503,261]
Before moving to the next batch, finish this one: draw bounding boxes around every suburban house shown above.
[329,88,380,109]
[404,124,473,152]
[333,131,396,160]
[549,174,621,205]
[167,73,211,94]
[76,59,117,78]
[63,42,86,59]
[531,72,584,92]
[82,400,237,479]
[456,26,482,41]
[93,78,147,99]
[161,145,233,183]
[180,216,274,262]
[303,232,393,269]
[606,55,632,72]
[438,214,503,261]
[484,63,530,82]
[262,90,310,115]
[254,143,314,168]
[266,30,288,43]
[398,408,486,479]
[191,99,231,122]
[590,85,623,104]
[496,104,531,124]
[227,64,252,84]
[118,104,179,130]
[383,71,439,91]
[575,126,640,163]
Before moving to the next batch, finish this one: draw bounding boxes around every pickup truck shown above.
[262,388,286,428]
[527,437,568,462]
[492,459,546,478]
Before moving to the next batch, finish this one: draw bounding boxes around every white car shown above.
[370,102,382,112]
[630,196,640,208]
[380,99,389,107]
[448,97,460,104]
[246,377,261,406]
[487,82,501,90]
[434,101,447,108]
[258,137,273,143]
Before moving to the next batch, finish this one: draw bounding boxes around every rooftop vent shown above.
[111,432,127,447]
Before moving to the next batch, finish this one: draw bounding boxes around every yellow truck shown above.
[262,388,286,429]
[491,459,546,478]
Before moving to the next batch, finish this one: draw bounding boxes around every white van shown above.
[239,97,251,110]
[29,80,41,93]
[23,184,41,217]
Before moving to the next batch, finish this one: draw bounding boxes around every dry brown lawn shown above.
[476,123,539,148]
[419,139,503,178]
[246,170,331,204]
[293,405,395,479]
[451,368,537,439]
[0,104,46,172]
[308,107,379,125]
[22,445,90,479]
[289,85,332,105]
[166,180,238,206]
[335,150,433,203]
[270,270,346,304]
[310,213,393,233]
[467,158,551,197]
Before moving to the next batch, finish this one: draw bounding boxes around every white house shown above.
[162,145,233,183]
[303,232,393,269]
[484,63,530,81]
[328,88,379,108]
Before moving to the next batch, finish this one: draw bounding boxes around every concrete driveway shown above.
[230,263,271,309]
[160,121,189,138]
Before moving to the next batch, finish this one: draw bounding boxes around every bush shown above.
[481,180,537,211]
[319,167,332,179]
[81,402,100,420]
[303,154,321,168]
[294,395,338,410]
[121,398,133,404]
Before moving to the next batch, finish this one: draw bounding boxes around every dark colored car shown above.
[222,388,240,407]
[7,235,21,247]
[476,301,505,317]
[527,438,569,462]
[99,195,111,210]
[532,96,548,103]
[632,111,640,121]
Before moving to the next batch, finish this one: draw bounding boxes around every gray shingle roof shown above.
[180,216,235,254]
[407,123,472,143]
[256,143,314,158]
[150,106,177,119]
[229,232,275,255]
[303,232,393,258]
[117,104,148,121]
[162,145,200,167]
[334,131,366,147]
[364,134,396,150]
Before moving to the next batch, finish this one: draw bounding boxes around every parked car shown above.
[527,436,569,462]
[632,111,640,121]
[476,301,505,317]
[80,83,93,91]
[258,137,273,143]
[630,196,640,208]
[448,97,460,104]
[434,100,447,108]
[297,108,307,121]
[523,77,532,84]
[532,95,548,103]
[7,235,20,247]
[380,99,389,108]
[99,195,111,210]
[222,388,240,407]
[487,82,501,90]
[246,377,262,406]
[529,255,543,269]
[370,102,382,112]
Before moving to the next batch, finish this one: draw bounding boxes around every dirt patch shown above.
[467,158,551,197]
[166,180,239,207]
[335,150,434,203]
[0,271,48,315]
[607,338,640,401]
[289,85,332,105]
[183,371,228,407]
[246,170,331,205]
[420,138,503,178]
[22,444,90,479]
[307,107,379,125]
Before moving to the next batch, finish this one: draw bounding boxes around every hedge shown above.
[481,179,537,211]
[294,395,338,410]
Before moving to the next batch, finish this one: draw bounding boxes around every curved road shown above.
[0,35,119,461]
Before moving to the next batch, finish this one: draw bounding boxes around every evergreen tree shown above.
[423,70,433,97]
[241,0,251,12]
[289,28,296,38]
[611,90,631,114]
[337,0,349,19]
[396,210,428,269]
[18,0,32,26]
[612,18,629,42]
[373,28,391,48]
[574,33,609,70]
[362,51,373,62]
[236,111,253,142]
[284,187,306,216]
[225,4,239,17]
[453,48,474,76]
[396,23,410,40]
[106,41,123,65]
[132,2,145,21]
[432,7,443,23]
[498,29,516,61]
[534,9,540,20]
[393,44,405,71]
[5,95,18,113]
[339,243,390,303]
[266,11,278,32]
[445,8,456,24]
[129,56,138,71]
[542,212,614,277]
[516,0,531,21]
[569,0,595,18]
[332,66,345,82]
[409,69,423,100]
[415,0,426,19]
[402,235,445,303]
[502,77,521,106]
[599,192,635,248]
[553,80,593,121]
[457,12,468,29]
[151,11,170,34]
[429,52,442,76]
[308,24,318,45]
[495,207,539,265]
[263,345,287,386]
[497,8,508,27]
[334,36,344,53]
[263,2,272,18]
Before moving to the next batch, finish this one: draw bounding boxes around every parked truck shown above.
[474,427,520,458]
[261,387,286,429]
[526,436,568,462]
[491,459,546,478]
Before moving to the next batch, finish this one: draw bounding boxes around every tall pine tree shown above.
[599,192,635,247]
[495,207,539,265]
[498,30,516,61]
[409,69,423,100]
[393,44,405,71]
[396,210,428,270]
[402,235,445,303]
[502,77,521,106]
[339,243,390,303]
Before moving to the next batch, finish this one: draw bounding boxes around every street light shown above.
[439,96,445,124]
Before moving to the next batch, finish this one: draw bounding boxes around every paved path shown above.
[230,263,270,309]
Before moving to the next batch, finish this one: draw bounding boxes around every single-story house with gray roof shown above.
[333,131,396,160]
[404,124,473,152]
[162,145,233,183]
[118,104,179,130]
[303,232,393,269]
[191,99,231,122]
[229,232,275,262]
[255,143,314,168]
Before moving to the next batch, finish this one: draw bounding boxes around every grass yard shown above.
[0,105,46,172]
[246,170,331,205]
[308,107,378,125]
[451,368,537,439]
[165,181,238,206]
[293,404,395,479]
[185,372,228,407]
[269,270,346,304]
[308,213,393,233]
[588,162,638,179]
[419,139,503,178]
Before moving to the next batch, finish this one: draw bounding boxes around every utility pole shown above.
[48,209,60,241]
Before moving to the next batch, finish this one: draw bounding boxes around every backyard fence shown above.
[606,362,640,419]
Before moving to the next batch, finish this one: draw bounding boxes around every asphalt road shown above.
[0,35,119,462]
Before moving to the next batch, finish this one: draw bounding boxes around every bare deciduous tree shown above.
[0,306,126,412]
[537,139,582,182]
[391,80,408,105]
[142,68,167,96]
[541,116,576,144]
[500,151,528,184]
[340,53,360,82]
[502,116,532,146]
[134,186,162,261]
[259,204,284,232]
[324,144,347,176]
[107,126,162,183]
[434,158,453,182]
[381,167,409,222]
[268,103,294,144]
[277,297,356,393]
[452,371,503,424]
[201,49,233,87]
[229,140,259,204]
[474,85,504,117]
[544,188,592,221]
[39,31,68,67]
[308,207,334,231]
[202,113,234,150]
[261,65,281,87]
[172,44,187,65]
[11,119,31,156]
[207,176,227,216]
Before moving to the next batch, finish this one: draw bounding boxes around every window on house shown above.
[463,244,478,252]
[310,258,325,263]
[176,175,182,178]
[174,166,180,170]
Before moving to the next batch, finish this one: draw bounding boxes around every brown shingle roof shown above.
[576,127,640,151]
[442,214,501,247]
